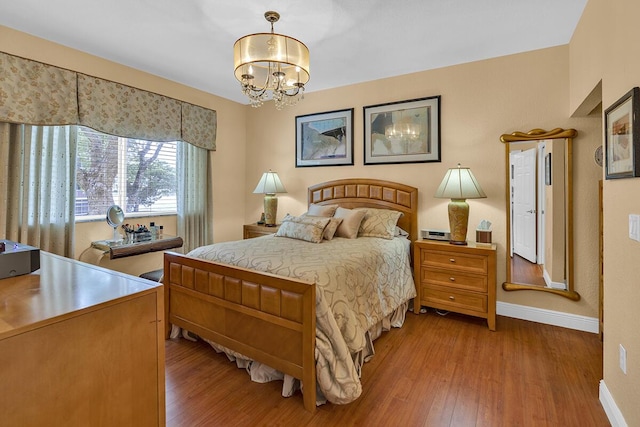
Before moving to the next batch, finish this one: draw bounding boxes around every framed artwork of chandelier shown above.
[233,11,310,110]
[363,96,441,165]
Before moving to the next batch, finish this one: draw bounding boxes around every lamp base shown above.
[263,193,278,226]
[448,199,469,245]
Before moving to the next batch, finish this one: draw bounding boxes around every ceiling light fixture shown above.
[233,11,310,110]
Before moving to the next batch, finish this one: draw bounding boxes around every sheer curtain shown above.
[177,141,212,253]
[0,123,77,257]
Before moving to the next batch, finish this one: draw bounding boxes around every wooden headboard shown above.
[307,178,419,243]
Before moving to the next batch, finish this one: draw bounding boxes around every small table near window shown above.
[91,234,183,259]
[80,234,183,265]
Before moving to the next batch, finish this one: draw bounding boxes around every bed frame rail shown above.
[164,252,317,411]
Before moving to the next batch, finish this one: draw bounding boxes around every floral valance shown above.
[0,52,216,150]
[0,52,78,125]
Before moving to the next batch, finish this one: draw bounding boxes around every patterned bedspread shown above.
[186,234,416,405]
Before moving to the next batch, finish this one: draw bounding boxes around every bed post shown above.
[302,284,316,412]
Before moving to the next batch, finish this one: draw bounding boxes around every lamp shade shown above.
[253,170,287,195]
[434,164,486,200]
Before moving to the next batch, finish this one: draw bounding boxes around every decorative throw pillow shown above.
[300,214,343,240]
[275,214,331,243]
[307,203,339,217]
[322,217,343,240]
[355,208,403,239]
[333,207,366,239]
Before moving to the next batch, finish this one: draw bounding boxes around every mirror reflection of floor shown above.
[511,254,546,286]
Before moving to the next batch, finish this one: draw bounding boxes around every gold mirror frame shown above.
[501,128,580,301]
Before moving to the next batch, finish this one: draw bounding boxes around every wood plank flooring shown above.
[165,311,609,427]
[511,254,546,287]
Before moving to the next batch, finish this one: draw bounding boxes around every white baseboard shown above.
[496,301,599,333]
[599,380,628,427]
[543,268,566,290]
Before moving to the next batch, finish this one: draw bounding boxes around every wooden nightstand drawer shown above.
[420,268,487,292]
[243,223,280,239]
[422,284,488,313]
[420,249,488,275]
[413,240,497,330]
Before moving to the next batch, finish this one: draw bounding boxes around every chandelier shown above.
[385,123,421,141]
[384,109,421,146]
[233,11,310,109]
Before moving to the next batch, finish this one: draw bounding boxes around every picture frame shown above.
[295,108,354,167]
[605,87,640,179]
[545,153,552,185]
[363,96,441,165]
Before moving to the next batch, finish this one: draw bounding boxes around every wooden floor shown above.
[165,311,609,427]
[511,254,547,286]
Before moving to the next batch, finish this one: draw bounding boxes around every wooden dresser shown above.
[0,252,165,426]
[413,240,497,330]
[243,223,281,239]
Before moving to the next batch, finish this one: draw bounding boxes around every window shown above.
[75,126,177,218]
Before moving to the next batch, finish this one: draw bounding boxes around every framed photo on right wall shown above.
[605,87,640,179]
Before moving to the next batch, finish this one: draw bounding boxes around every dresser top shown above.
[0,252,161,339]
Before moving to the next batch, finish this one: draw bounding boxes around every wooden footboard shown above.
[163,252,317,412]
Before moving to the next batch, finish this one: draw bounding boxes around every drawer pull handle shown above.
[449,277,456,281]
[449,258,456,263]
[449,295,455,300]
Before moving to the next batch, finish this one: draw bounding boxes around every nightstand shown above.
[243,223,281,239]
[413,240,497,330]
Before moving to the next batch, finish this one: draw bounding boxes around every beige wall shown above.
[0,25,248,268]
[0,28,602,321]
[571,0,640,424]
[244,45,601,319]
[5,14,626,421]
[544,139,567,285]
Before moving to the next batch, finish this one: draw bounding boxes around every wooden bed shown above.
[163,178,418,412]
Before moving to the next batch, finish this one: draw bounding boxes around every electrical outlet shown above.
[619,344,627,374]
[630,215,640,241]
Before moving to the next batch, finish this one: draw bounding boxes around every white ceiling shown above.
[0,0,587,105]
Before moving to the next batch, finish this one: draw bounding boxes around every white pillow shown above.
[307,203,339,217]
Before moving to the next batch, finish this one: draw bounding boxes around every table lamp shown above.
[434,164,486,245]
[253,170,287,226]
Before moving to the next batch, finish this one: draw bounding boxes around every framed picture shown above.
[545,153,552,185]
[605,87,640,179]
[295,108,354,167]
[363,96,441,165]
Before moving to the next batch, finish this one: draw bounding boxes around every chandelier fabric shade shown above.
[234,11,310,109]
